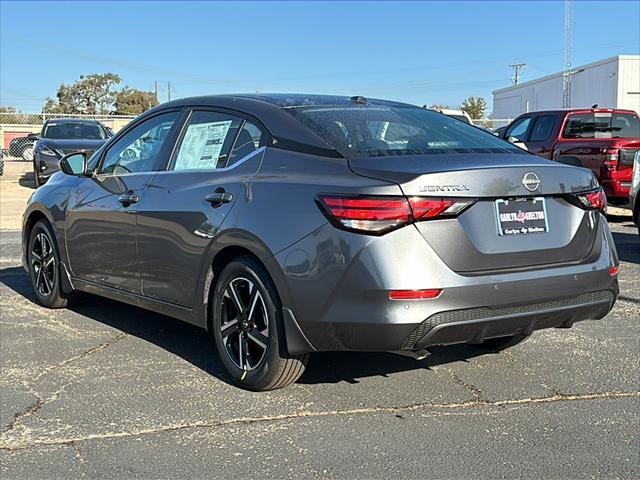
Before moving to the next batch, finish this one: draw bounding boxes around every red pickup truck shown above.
[499,108,640,205]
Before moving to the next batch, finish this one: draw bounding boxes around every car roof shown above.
[43,118,102,124]
[147,94,417,153]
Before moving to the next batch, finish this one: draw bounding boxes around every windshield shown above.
[562,112,640,139]
[286,105,523,158]
[42,121,106,140]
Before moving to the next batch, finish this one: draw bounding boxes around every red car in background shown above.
[500,108,640,205]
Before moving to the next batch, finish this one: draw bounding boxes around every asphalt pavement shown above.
[0,214,638,479]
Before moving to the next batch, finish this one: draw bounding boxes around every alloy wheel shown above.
[219,277,269,371]
[31,232,55,297]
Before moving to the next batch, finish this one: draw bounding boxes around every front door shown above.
[66,111,182,293]
[136,110,266,307]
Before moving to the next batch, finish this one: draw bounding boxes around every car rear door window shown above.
[172,111,243,171]
[563,112,640,139]
[506,117,532,141]
[227,120,263,167]
[529,115,556,141]
[100,112,179,174]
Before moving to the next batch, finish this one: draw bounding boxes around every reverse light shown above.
[389,289,442,300]
[603,148,619,169]
[316,195,475,235]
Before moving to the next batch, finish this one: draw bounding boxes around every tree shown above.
[43,73,122,114]
[460,96,487,119]
[114,88,159,115]
[0,105,40,124]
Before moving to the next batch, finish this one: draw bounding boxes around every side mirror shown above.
[59,152,88,176]
[27,133,39,140]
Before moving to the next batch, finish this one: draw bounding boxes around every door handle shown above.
[118,192,140,206]
[204,192,233,208]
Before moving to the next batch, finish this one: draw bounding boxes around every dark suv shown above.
[500,109,640,205]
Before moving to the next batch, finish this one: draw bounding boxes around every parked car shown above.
[631,151,640,238]
[22,94,619,390]
[0,149,4,176]
[499,108,640,205]
[9,133,38,161]
[33,118,110,187]
[433,108,473,124]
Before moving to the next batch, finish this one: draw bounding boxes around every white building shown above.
[492,55,640,119]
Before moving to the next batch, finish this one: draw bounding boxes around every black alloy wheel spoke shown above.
[220,277,269,371]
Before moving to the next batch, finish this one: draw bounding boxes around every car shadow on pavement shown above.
[611,231,639,264]
[1,265,490,387]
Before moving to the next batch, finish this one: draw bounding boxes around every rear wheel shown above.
[476,334,530,351]
[211,256,308,391]
[28,220,73,308]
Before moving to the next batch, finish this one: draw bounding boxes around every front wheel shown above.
[28,220,73,308]
[33,164,42,188]
[212,256,308,391]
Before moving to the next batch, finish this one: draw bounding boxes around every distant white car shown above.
[434,108,473,124]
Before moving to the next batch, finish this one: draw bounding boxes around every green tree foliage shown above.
[460,96,487,119]
[43,73,122,114]
[0,105,40,124]
[114,88,159,115]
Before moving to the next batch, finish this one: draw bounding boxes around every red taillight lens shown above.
[389,289,442,300]
[609,265,619,277]
[573,188,607,212]
[317,195,474,235]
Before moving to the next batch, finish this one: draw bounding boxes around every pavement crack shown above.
[32,332,128,384]
[448,372,483,402]
[1,390,637,451]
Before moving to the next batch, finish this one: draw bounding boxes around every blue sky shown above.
[1,0,638,114]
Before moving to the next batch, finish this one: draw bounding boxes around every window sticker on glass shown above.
[174,120,232,170]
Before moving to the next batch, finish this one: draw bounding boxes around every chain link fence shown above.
[1,113,514,185]
[0,113,134,184]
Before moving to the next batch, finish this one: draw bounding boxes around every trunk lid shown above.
[349,153,601,273]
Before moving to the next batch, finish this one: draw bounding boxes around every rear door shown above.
[66,110,182,293]
[135,109,267,307]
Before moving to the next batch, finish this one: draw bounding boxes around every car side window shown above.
[529,115,556,142]
[100,112,179,175]
[227,121,263,167]
[506,117,532,141]
[172,111,243,171]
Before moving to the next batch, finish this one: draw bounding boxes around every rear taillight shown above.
[603,148,619,169]
[316,195,474,235]
[571,187,607,212]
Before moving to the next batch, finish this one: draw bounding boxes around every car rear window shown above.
[562,112,640,139]
[286,105,523,158]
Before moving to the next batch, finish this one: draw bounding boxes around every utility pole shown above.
[167,81,171,101]
[510,63,527,85]
[562,0,574,108]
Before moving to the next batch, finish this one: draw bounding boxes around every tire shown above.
[33,164,42,188]
[211,256,308,391]
[27,220,74,309]
[476,334,530,351]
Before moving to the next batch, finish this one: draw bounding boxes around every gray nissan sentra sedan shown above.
[22,94,619,390]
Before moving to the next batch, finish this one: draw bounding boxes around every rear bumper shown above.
[406,289,616,350]
[278,215,619,354]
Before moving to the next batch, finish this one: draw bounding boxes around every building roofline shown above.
[492,55,639,95]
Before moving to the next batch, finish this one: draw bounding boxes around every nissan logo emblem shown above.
[522,172,541,192]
